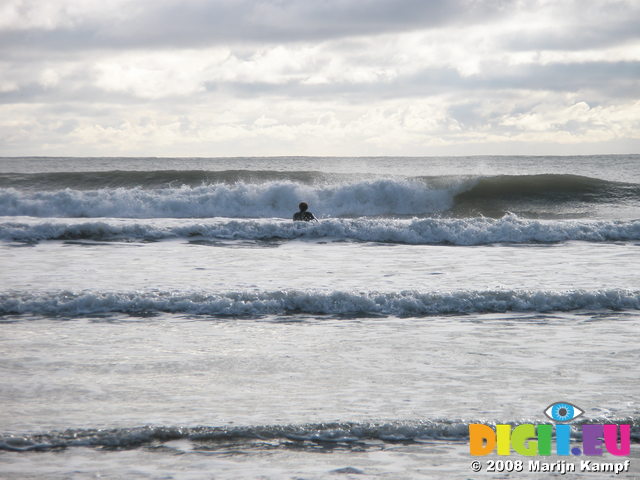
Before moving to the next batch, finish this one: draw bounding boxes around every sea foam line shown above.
[1,216,639,245]
[1,289,638,317]
[1,418,638,452]
[0,421,491,451]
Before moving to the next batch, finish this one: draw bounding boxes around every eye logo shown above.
[544,402,584,422]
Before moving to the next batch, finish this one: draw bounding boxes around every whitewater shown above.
[1,155,639,479]
[2,216,640,245]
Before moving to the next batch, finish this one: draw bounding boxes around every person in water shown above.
[293,202,317,222]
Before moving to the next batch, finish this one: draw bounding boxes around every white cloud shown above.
[93,49,230,98]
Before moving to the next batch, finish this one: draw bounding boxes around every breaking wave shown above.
[1,172,638,219]
[1,289,638,318]
[2,216,639,245]
[0,177,457,218]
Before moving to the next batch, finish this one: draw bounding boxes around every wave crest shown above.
[1,289,638,318]
[2,216,639,245]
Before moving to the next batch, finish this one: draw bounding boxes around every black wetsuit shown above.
[293,211,316,222]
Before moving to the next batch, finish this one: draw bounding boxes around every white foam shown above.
[2,216,639,245]
[1,288,638,317]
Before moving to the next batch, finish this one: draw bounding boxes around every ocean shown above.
[0,155,638,479]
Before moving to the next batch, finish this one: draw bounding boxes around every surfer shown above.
[293,202,318,222]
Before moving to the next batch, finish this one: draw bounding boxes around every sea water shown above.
[0,155,639,479]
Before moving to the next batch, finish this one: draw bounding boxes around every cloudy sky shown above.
[1,0,639,156]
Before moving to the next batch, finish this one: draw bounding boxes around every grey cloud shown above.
[206,61,640,100]
[500,17,640,52]
[4,0,637,54]
[499,0,640,51]
[1,0,507,51]
[393,61,640,99]
[3,59,638,106]
[0,84,135,105]
[479,61,640,97]
[448,102,496,129]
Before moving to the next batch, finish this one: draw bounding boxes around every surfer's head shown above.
[298,202,308,212]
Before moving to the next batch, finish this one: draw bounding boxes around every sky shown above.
[0,0,639,157]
